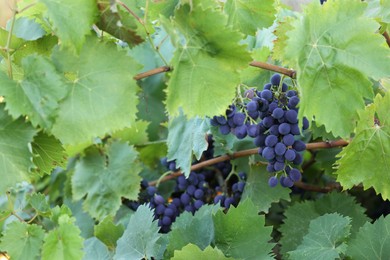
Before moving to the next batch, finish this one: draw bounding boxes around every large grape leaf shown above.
[39,0,97,51]
[166,1,251,118]
[114,205,167,260]
[167,112,209,176]
[213,199,275,259]
[72,141,142,220]
[335,93,390,200]
[0,104,37,192]
[0,221,45,260]
[51,38,141,145]
[279,192,369,256]
[346,215,390,259]
[287,213,351,260]
[0,55,69,129]
[94,217,124,250]
[241,165,291,213]
[31,132,66,176]
[284,0,390,138]
[366,0,390,23]
[6,17,46,41]
[224,0,276,35]
[83,237,112,260]
[172,244,233,260]
[166,205,217,258]
[42,215,84,260]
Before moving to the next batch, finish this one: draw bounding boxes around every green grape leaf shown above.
[0,54,69,129]
[335,93,390,199]
[346,215,390,259]
[64,198,95,239]
[51,38,141,145]
[0,221,45,260]
[0,28,25,57]
[241,165,291,213]
[0,104,37,192]
[287,213,351,260]
[279,192,369,256]
[72,141,142,220]
[96,1,144,47]
[366,0,390,23]
[31,132,67,176]
[284,0,390,138]
[167,112,209,176]
[172,244,233,260]
[166,205,217,258]
[28,193,51,215]
[42,215,84,260]
[83,237,112,260]
[94,217,124,250]
[213,199,275,259]
[224,0,276,35]
[6,17,46,41]
[273,17,295,62]
[166,2,251,118]
[112,120,149,145]
[39,0,97,51]
[114,205,167,260]
[13,35,58,65]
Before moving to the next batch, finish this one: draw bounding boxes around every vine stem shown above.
[383,31,390,48]
[133,61,295,81]
[5,4,18,79]
[294,181,342,193]
[148,139,349,186]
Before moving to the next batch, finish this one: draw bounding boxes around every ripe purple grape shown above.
[278,123,291,135]
[265,135,278,147]
[268,176,278,187]
[275,142,287,156]
[293,140,306,152]
[289,168,302,182]
[270,74,281,86]
[282,134,295,146]
[285,110,298,124]
[272,108,284,119]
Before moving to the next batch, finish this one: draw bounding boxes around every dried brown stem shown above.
[294,181,342,193]
[148,139,349,186]
[249,61,296,79]
[133,66,171,80]
[383,31,390,48]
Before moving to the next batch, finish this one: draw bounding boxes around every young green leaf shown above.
[0,104,37,192]
[166,1,251,118]
[28,193,51,216]
[72,141,142,220]
[346,215,390,259]
[284,0,390,138]
[94,217,125,250]
[335,93,390,200]
[0,221,45,260]
[114,205,167,260]
[241,165,291,213]
[224,0,276,35]
[39,0,97,51]
[167,112,209,176]
[287,213,351,260]
[172,244,233,260]
[42,215,84,260]
[83,237,112,260]
[213,199,275,259]
[51,38,142,145]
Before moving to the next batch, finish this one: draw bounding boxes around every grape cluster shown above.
[210,74,308,188]
[124,135,247,233]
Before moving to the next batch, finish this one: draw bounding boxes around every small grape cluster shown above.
[124,135,247,233]
[214,172,246,208]
[210,74,308,187]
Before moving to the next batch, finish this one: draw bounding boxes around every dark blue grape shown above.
[184,205,195,213]
[216,116,227,125]
[247,124,259,137]
[224,197,235,208]
[248,110,259,120]
[293,140,306,152]
[286,90,297,97]
[155,204,165,215]
[288,96,300,108]
[254,135,266,147]
[180,193,191,206]
[239,172,247,180]
[264,83,272,90]
[265,135,278,147]
[268,176,278,187]
[282,134,295,146]
[275,155,285,162]
[289,168,301,182]
[285,110,298,124]
[268,102,278,113]
[272,108,284,119]
[214,195,225,206]
[186,185,196,196]
[210,117,219,126]
[267,163,276,173]
[219,125,231,135]
[271,74,281,86]
[269,125,280,136]
[261,89,273,101]
[234,125,247,139]
[226,105,236,118]
[162,216,172,226]
[278,123,291,135]
[274,161,285,171]
[147,186,157,196]
[282,83,288,92]
[194,189,204,199]
[280,176,294,187]
[284,149,296,161]
[263,116,274,128]
[244,89,256,99]
[293,153,303,165]
[237,182,245,192]
[194,200,204,209]
[233,113,246,126]
[164,207,175,217]
[247,100,258,112]
[302,117,309,130]
[275,142,287,156]
[154,195,165,205]
[232,183,238,193]
[290,123,300,135]
[262,147,275,160]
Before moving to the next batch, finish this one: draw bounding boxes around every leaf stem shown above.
[148,139,349,186]
[294,181,342,193]
[5,5,18,79]
[383,31,390,48]
[133,66,172,80]
[249,61,296,79]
